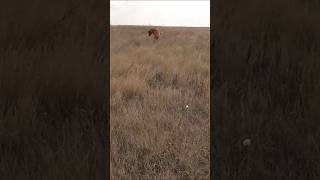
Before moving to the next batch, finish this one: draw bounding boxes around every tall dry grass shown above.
[0,1,107,179]
[213,0,320,179]
[111,26,210,179]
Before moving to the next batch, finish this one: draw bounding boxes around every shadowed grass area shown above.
[213,0,320,179]
[0,1,107,179]
[111,26,210,179]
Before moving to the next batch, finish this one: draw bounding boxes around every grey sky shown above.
[111,1,210,27]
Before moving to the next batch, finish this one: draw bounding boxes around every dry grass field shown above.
[213,0,320,179]
[0,1,107,179]
[111,26,210,179]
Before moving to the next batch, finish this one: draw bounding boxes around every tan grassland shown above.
[111,26,210,179]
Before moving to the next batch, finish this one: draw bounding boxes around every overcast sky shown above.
[111,1,210,27]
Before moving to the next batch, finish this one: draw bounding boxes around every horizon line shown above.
[110,24,210,28]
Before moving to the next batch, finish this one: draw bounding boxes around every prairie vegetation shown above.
[213,0,320,179]
[111,26,210,179]
[0,1,107,179]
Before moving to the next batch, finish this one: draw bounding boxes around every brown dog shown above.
[148,28,160,40]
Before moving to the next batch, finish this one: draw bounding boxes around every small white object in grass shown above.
[242,138,251,146]
[185,105,189,109]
